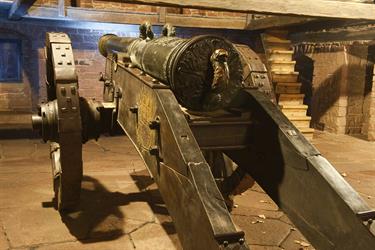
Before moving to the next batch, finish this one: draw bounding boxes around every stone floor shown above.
[0,131,374,250]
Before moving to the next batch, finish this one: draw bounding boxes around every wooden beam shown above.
[26,6,249,30]
[8,0,37,20]
[290,23,375,43]
[67,7,160,25]
[247,16,317,30]
[120,0,375,20]
[245,0,375,30]
[71,0,81,7]
[165,13,246,29]
[26,6,375,30]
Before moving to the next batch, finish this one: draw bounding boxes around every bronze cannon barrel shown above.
[98,34,136,57]
[98,33,243,111]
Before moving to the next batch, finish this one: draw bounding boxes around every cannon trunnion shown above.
[31,25,375,250]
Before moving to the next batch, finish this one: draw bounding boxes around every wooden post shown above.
[71,0,81,7]
[245,14,254,26]
[159,7,167,24]
[58,0,65,17]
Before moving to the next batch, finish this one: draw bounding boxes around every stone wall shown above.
[295,43,374,140]
[346,45,368,134]
[362,46,375,140]
[295,44,348,133]
[362,83,375,140]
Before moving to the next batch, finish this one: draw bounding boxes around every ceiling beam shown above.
[245,0,375,30]
[25,6,249,30]
[290,23,375,43]
[8,0,37,20]
[120,0,375,20]
[247,16,317,30]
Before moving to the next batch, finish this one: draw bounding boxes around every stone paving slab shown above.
[0,172,53,209]
[280,230,314,250]
[233,214,291,246]
[0,206,77,248]
[36,235,134,250]
[130,223,181,250]
[0,223,10,250]
[0,132,374,250]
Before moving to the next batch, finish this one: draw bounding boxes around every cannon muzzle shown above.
[98,34,137,58]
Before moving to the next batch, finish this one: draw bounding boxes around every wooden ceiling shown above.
[5,0,375,30]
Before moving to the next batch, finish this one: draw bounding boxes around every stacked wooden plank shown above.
[262,31,314,140]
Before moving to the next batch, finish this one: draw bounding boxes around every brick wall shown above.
[0,18,254,113]
[295,43,374,140]
[0,21,129,112]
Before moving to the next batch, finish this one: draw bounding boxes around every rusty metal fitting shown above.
[149,146,159,156]
[31,100,59,142]
[149,118,160,130]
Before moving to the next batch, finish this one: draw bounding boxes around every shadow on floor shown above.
[59,175,125,243]
[41,174,177,245]
[0,128,39,139]
[130,171,178,236]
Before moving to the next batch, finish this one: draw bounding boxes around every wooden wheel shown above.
[45,33,83,211]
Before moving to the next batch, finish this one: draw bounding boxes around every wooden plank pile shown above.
[262,30,314,140]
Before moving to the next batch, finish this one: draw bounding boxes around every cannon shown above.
[31,23,375,250]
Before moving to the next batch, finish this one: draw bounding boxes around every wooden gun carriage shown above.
[31,23,375,250]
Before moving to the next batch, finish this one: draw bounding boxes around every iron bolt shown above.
[115,87,122,98]
[104,80,111,87]
[99,72,105,81]
[149,146,159,156]
[129,106,138,113]
[70,86,76,95]
[239,238,245,244]
[60,87,66,96]
[149,119,160,129]
[223,241,229,247]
